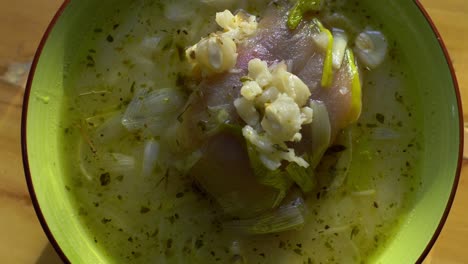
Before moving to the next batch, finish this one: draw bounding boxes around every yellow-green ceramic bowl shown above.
[22,0,463,263]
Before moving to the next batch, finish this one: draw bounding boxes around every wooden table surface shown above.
[0,0,466,263]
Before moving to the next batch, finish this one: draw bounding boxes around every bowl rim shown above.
[20,1,463,263]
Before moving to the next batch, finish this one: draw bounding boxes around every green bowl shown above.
[22,0,463,263]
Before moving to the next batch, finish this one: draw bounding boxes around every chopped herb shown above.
[106,35,114,43]
[78,207,87,216]
[167,215,176,224]
[240,76,253,82]
[176,45,185,61]
[195,239,204,249]
[130,81,136,93]
[350,226,360,239]
[189,50,196,59]
[166,239,173,249]
[288,0,324,29]
[100,173,111,186]
[376,113,385,124]
[176,73,185,87]
[197,121,207,132]
[272,144,289,152]
[327,145,346,153]
[162,39,173,50]
[394,92,404,104]
[177,104,191,123]
[279,241,286,249]
[101,217,112,224]
[140,206,150,214]
[373,201,379,208]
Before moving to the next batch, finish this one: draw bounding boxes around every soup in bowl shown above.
[22,0,462,263]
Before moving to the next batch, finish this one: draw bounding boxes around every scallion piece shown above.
[311,19,334,88]
[345,48,362,123]
[286,163,315,193]
[224,197,306,234]
[247,143,293,207]
[287,0,324,30]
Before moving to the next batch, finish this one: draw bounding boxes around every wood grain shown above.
[0,0,466,263]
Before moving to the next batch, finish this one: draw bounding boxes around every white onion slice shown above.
[122,88,186,135]
[141,140,160,178]
[354,30,387,69]
[332,29,348,69]
[101,153,135,174]
[223,197,306,234]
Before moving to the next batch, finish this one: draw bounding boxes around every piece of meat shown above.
[174,3,358,218]
[175,4,355,154]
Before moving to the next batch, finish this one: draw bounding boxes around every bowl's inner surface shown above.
[25,0,460,263]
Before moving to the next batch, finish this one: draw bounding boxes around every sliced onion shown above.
[332,29,348,70]
[320,225,351,235]
[354,30,387,69]
[144,88,186,114]
[223,196,306,234]
[122,88,186,135]
[121,88,147,130]
[141,140,160,178]
[101,153,135,174]
[94,113,127,144]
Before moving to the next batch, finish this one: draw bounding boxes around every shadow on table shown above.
[36,243,63,264]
